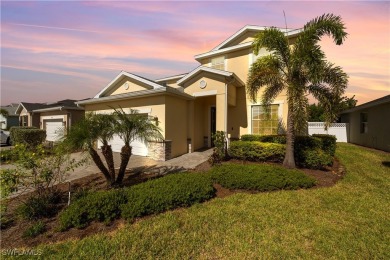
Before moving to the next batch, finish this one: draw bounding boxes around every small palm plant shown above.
[113,108,163,184]
[247,13,349,168]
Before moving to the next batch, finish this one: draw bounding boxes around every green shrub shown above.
[17,193,61,220]
[312,134,337,156]
[22,221,46,238]
[59,173,215,229]
[59,189,127,230]
[241,134,286,144]
[9,126,46,147]
[121,173,215,221]
[0,149,15,163]
[228,141,285,162]
[211,164,316,191]
[300,149,333,170]
[209,131,227,165]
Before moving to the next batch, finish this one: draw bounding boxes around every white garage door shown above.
[45,119,64,142]
[98,135,148,156]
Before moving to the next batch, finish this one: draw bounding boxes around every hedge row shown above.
[228,141,285,162]
[231,134,336,169]
[211,164,316,191]
[59,173,215,230]
[9,126,46,147]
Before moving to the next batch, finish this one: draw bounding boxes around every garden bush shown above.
[17,192,61,220]
[228,141,285,162]
[59,173,215,230]
[300,149,333,169]
[241,134,286,144]
[121,173,215,221]
[312,134,337,156]
[211,164,316,191]
[9,126,46,147]
[59,189,127,230]
[22,221,46,238]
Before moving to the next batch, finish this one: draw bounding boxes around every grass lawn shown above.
[13,144,390,259]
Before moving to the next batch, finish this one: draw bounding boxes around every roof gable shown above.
[95,71,164,98]
[211,25,302,51]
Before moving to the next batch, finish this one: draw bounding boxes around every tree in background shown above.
[247,14,349,168]
[308,95,357,122]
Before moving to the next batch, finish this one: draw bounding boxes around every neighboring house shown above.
[16,100,85,141]
[340,95,390,152]
[77,25,301,161]
[0,104,19,130]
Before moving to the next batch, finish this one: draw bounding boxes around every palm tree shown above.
[113,108,163,184]
[64,113,112,183]
[247,13,348,168]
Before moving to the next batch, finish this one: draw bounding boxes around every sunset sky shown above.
[1,1,389,105]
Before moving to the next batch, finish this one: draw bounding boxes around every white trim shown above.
[192,90,217,97]
[94,71,164,98]
[177,66,233,85]
[211,25,302,51]
[41,115,66,120]
[155,73,188,82]
[194,42,252,61]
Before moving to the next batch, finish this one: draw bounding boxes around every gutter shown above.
[32,106,85,113]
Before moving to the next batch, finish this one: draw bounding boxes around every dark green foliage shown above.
[17,192,61,220]
[300,149,333,170]
[0,149,15,162]
[312,134,337,156]
[228,141,285,162]
[121,173,215,221]
[211,164,316,191]
[22,221,46,238]
[59,173,215,230]
[9,126,46,147]
[209,131,227,165]
[59,189,127,230]
[241,134,287,144]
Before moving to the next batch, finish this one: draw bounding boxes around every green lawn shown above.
[15,144,390,259]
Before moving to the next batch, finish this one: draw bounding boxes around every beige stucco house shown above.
[77,25,301,160]
[340,95,390,152]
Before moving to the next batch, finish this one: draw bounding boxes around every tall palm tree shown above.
[113,108,163,184]
[247,13,348,168]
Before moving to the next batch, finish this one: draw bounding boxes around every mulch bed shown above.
[1,158,345,249]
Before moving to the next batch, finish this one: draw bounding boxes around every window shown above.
[360,112,368,133]
[252,105,279,135]
[210,56,225,70]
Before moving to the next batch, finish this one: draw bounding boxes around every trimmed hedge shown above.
[59,173,215,230]
[59,189,127,230]
[232,134,336,169]
[9,126,46,147]
[211,164,316,191]
[312,134,337,156]
[121,173,215,221]
[228,141,285,162]
[241,134,286,144]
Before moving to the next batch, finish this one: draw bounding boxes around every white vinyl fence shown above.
[308,122,349,142]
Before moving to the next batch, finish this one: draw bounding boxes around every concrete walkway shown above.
[1,148,214,183]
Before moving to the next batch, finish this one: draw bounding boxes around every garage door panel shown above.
[45,120,64,142]
[98,135,148,156]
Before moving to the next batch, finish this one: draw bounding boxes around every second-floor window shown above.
[210,56,225,70]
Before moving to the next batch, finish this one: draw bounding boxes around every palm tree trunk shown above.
[101,142,116,181]
[88,147,113,185]
[115,145,132,185]
[283,104,296,168]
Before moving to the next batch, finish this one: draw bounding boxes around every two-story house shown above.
[76,25,301,161]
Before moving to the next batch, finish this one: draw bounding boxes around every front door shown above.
[210,106,216,146]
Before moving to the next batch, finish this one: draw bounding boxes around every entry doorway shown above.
[210,106,216,147]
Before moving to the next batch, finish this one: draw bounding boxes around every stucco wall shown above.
[108,78,153,96]
[164,95,188,157]
[341,103,390,152]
